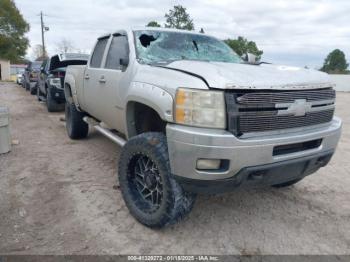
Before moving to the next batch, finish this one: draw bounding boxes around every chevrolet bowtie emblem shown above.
[276,99,313,117]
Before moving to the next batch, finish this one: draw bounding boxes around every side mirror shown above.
[120,57,129,67]
[242,53,258,64]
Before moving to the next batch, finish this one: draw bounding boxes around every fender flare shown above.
[64,74,81,110]
[124,82,174,138]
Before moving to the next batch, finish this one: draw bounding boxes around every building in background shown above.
[0,59,11,81]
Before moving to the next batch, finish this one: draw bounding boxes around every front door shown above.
[38,59,48,94]
[98,34,130,132]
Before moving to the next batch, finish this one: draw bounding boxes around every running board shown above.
[83,116,126,147]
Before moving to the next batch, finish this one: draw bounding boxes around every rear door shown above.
[38,59,49,94]
[99,34,130,131]
[83,36,110,120]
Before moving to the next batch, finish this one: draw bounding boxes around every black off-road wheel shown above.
[272,178,303,188]
[36,85,42,101]
[65,102,88,139]
[118,132,196,228]
[30,85,36,95]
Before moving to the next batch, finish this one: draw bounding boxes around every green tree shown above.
[164,5,194,31]
[321,49,349,74]
[224,36,263,60]
[146,21,161,27]
[0,0,29,62]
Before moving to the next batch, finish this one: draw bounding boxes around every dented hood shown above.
[164,61,333,90]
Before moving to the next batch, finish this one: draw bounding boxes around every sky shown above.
[15,0,350,69]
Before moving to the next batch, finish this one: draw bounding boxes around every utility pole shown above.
[40,11,46,57]
[39,11,49,58]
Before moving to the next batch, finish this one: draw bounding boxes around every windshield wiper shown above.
[148,59,182,65]
[148,58,211,66]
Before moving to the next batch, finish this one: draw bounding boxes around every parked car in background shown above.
[37,53,89,112]
[23,61,42,94]
[10,64,26,84]
[16,68,24,85]
[16,68,25,85]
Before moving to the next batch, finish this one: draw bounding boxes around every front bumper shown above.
[48,86,65,103]
[166,117,342,193]
[29,81,37,89]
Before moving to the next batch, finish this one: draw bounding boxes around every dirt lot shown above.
[0,81,349,255]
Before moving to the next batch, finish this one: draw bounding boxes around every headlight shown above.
[49,78,62,88]
[175,88,226,128]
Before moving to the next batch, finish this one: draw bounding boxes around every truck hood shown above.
[163,61,333,90]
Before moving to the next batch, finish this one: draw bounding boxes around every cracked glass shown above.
[134,30,242,65]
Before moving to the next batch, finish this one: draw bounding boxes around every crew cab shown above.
[23,61,42,94]
[64,28,342,228]
[38,53,88,112]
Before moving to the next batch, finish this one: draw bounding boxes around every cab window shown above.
[41,60,48,72]
[45,59,50,72]
[90,37,109,68]
[105,35,129,70]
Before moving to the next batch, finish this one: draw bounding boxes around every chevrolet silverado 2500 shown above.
[64,28,342,228]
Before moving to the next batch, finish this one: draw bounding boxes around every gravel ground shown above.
[0,81,349,255]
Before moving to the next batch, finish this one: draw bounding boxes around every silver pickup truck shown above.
[64,27,342,228]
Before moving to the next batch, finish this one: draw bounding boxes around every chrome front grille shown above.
[236,89,335,105]
[225,88,336,136]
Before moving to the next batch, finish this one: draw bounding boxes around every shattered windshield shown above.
[134,30,242,64]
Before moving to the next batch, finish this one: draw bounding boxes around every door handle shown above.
[84,74,90,80]
[99,75,106,83]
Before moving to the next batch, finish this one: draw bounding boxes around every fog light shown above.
[196,159,221,170]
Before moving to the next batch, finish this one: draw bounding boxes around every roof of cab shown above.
[55,53,89,61]
[97,27,207,39]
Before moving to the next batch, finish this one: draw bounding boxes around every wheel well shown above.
[64,84,73,103]
[44,83,49,94]
[127,102,166,138]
